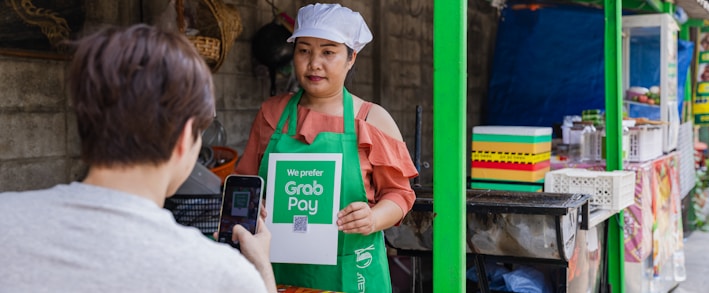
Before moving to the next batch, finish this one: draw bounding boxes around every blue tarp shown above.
[466,261,552,293]
[485,4,693,129]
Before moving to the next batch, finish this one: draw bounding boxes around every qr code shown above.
[293,215,308,233]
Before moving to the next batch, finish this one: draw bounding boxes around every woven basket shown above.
[176,0,243,72]
[188,35,220,63]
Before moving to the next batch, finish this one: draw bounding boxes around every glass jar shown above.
[568,121,595,163]
[599,121,632,164]
[580,122,597,162]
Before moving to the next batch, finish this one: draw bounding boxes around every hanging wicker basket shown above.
[188,35,221,62]
[176,0,242,72]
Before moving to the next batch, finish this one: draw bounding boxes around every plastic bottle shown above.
[581,123,598,162]
[570,121,596,163]
[561,115,581,145]
[568,122,585,163]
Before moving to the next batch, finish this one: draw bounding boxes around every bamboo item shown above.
[175,0,242,72]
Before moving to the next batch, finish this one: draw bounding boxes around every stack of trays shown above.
[470,126,552,192]
[581,109,603,126]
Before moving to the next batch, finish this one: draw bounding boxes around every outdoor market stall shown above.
[428,0,709,292]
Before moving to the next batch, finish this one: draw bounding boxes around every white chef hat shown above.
[287,3,373,53]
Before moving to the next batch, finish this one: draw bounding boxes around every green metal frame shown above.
[603,0,625,292]
[433,0,467,291]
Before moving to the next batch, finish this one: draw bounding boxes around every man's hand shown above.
[233,215,276,292]
[233,218,270,268]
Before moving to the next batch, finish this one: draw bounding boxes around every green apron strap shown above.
[342,88,355,135]
[273,90,303,137]
[280,88,356,136]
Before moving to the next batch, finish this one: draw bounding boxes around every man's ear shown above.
[174,118,196,158]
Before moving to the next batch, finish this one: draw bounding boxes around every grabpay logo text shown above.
[273,161,335,224]
[284,179,322,214]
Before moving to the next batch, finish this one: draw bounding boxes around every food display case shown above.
[622,13,680,153]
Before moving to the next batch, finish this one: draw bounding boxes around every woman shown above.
[235,3,417,292]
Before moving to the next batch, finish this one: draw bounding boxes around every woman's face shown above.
[293,37,354,98]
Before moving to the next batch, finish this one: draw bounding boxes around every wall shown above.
[0,1,142,191]
[0,0,498,191]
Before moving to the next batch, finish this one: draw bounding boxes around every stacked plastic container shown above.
[626,125,663,162]
[470,126,552,192]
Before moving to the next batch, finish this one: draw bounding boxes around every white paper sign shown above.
[265,153,341,265]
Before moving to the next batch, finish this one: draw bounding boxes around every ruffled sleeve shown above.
[356,120,418,219]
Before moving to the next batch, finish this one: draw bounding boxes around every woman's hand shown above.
[337,199,404,236]
[337,202,377,235]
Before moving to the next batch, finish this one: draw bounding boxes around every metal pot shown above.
[198,146,215,169]
[251,21,293,96]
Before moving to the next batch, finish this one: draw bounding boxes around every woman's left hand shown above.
[337,202,376,235]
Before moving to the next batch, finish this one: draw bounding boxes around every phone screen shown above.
[217,175,263,249]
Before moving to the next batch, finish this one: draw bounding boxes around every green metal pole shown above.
[661,1,674,14]
[433,0,467,292]
[605,1,623,171]
[604,0,625,292]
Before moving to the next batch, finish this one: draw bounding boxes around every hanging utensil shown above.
[252,20,293,96]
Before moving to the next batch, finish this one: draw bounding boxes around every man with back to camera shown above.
[0,24,276,292]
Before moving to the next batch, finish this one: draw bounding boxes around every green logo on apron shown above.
[272,160,336,224]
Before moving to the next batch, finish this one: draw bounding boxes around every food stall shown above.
[163,0,708,292]
[426,0,705,292]
[4,0,709,291]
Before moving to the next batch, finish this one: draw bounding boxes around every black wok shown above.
[252,21,293,96]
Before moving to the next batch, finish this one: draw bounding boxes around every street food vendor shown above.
[235,3,418,292]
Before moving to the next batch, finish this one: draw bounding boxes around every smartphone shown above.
[217,175,264,249]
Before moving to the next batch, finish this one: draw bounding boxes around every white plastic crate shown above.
[587,130,630,162]
[627,126,663,162]
[587,124,660,163]
[545,168,636,212]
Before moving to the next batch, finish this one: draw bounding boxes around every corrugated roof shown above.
[676,0,709,19]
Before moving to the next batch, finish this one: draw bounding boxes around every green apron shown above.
[258,88,391,292]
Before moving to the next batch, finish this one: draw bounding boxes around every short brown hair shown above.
[67,24,214,167]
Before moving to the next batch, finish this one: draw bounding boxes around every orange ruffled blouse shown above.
[235,93,418,218]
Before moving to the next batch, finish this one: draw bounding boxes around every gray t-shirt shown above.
[0,182,268,293]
